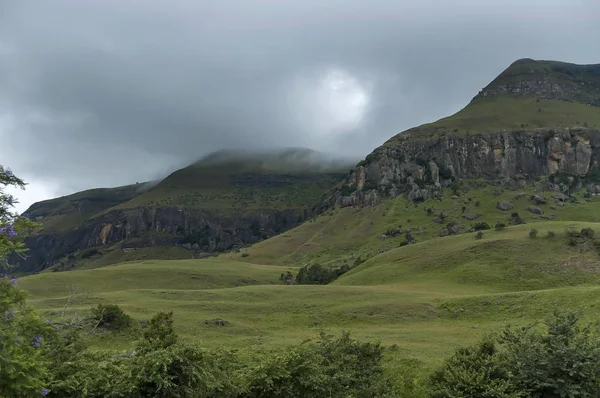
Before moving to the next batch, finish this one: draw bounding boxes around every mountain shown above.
[12,148,354,273]
[328,59,600,207]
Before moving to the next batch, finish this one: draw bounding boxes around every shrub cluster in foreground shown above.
[5,273,600,397]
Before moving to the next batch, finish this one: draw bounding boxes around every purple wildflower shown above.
[0,224,17,239]
[9,277,17,287]
[32,336,43,348]
[41,388,50,396]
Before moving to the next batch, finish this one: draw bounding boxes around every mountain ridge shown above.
[327,59,600,208]
[12,148,354,273]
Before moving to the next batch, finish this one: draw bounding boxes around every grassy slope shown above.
[387,96,600,142]
[108,149,351,215]
[19,219,600,369]
[26,183,153,234]
[222,182,600,267]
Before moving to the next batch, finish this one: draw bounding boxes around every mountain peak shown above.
[474,58,600,106]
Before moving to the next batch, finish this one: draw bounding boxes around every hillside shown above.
[13,148,353,273]
[326,59,600,209]
[19,221,600,370]
[15,57,600,392]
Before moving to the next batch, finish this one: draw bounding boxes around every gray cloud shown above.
[1,0,600,200]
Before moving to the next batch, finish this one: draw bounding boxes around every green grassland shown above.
[19,215,600,371]
[223,181,600,267]
[386,96,600,142]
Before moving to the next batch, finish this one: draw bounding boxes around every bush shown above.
[581,228,595,238]
[471,222,491,232]
[279,271,295,285]
[475,231,484,240]
[529,228,538,238]
[430,311,600,397]
[90,303,131,330]
[430,339,519,397]
[494,222,506,230]
[295,264,350,285]
[546,231,556,238]
[245,332,392,398]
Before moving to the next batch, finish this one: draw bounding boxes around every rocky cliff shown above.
[13,206,306,273]
[329,59,600,207]
[13,149,351,273]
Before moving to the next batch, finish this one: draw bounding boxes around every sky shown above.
[1,0,600,213]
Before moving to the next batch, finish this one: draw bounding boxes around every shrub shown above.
[581,228,595,238]
[509,212,525,225]
[295,264,350,285]
[430,311,600,397]
[90,303,131,330]
[529,228,538,238]
[494,222,506,231]
[471,222,491,232]
[546,231,556,238]
[245,332,392,398]
[279,271,295,285]
[475,231,484,240]
[568,237,579,246]
[429,339,519,397]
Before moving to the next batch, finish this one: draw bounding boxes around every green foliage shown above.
[91,303,131,330]
[430,339,522,397]
[245,331,391,398]
[0,277,55,397]
[430,311,600,397]
[142,311,178,350]
[0,166,40,267]
[475,231,484,240]
[495,221,506,230]
[546,230,556,238]
[529,228,539,238]
[0,167,51,397]
[295,263,351,285]
[471,222,491,231]
[49,312,243,398]
[279,271,295,285]
[581,227,595,238]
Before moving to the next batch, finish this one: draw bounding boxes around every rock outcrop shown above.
[12,206,309,273]
[331,128,600,207]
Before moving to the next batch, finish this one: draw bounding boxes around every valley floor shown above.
[20,220,600,371]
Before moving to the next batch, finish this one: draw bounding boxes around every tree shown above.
[0,166,51,396]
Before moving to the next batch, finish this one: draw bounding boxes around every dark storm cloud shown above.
[1,0,600,198]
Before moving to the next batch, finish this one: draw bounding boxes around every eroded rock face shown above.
[11,206,305,273]
[331,128,600,207]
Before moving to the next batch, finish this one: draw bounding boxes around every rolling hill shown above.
[14,58,600,387]
[12,148,353,273]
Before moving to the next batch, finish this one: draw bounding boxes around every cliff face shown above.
[475,58,600,106]
[334,128,599,207]
[12,148,351,273]
[329,59,600,207]
[13,205,305,273]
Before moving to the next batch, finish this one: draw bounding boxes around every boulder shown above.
[463,213,482,220]
[204,318,230,326]
[531,195,548,205]
[552,192,569,202]
[527,207,543,215]
[496,201,514,211]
